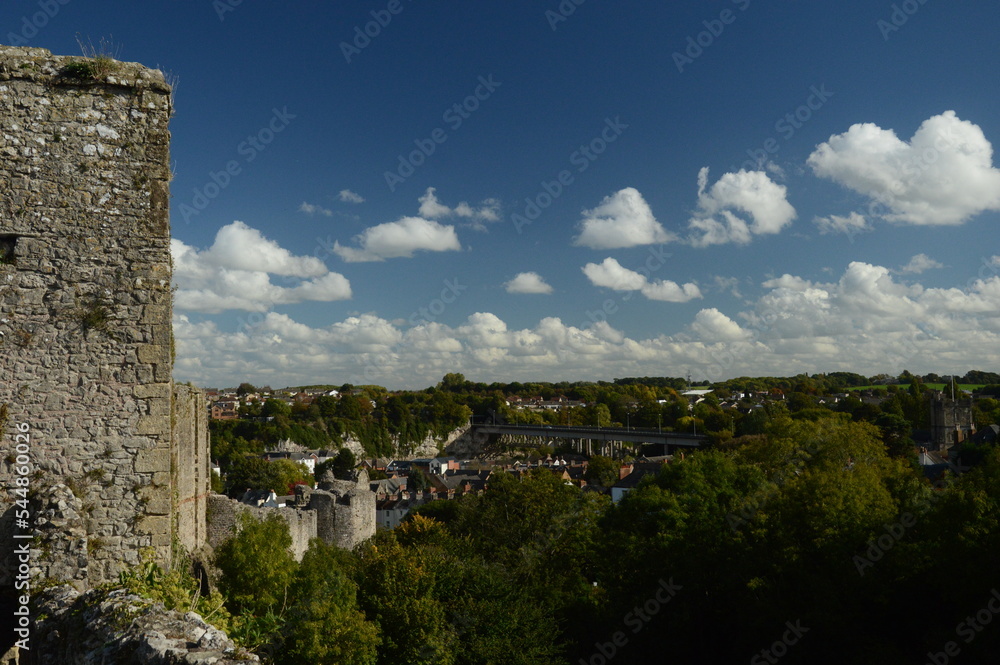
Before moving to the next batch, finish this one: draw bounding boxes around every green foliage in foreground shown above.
[117,550,233,634]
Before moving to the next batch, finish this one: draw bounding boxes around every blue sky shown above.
[7,0,1000,388]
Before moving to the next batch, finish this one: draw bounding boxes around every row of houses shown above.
[206,387,342,420]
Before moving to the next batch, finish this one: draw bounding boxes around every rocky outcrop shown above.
[338,425,471,460]
[34,585,258,664]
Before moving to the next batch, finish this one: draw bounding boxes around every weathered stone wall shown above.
[0,46,178,585]
[311,485,376,551]
[206,494,317,561]
[173,384,210,553]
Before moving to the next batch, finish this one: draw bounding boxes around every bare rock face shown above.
[34,585,259,665]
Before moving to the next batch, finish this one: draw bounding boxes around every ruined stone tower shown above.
[0,46,208,587]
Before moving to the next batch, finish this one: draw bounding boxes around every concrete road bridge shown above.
[469,423,708,457]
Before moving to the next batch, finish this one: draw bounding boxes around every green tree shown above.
[215,514,297,616]
[438,372,467,392]
[315,448,357,482]
[279,540,380,665]
[584,403,611,427]
[262,398,292,419]
[584,455,619,488]
[271,459,313,494]
[226,453,279,496]
[408,467,431,492]
[875,413,915,458]
[355,532,457,665]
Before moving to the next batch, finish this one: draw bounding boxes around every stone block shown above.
[137,343,170,365]
[135,383,171,400]
[141,304,169,323]
[145,494,172,516]
[136,415,169,436]
[135,447,170,473]
[146,398,171,417]
[137,515,170,536]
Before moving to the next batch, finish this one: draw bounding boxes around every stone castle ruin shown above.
[207,471,375,561]
[0,45,208,587]
[0,46,374,594]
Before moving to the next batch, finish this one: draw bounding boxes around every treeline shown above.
[141,411,1000,664]
[211,372,1000,492]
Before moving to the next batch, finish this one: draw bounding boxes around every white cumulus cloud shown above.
[333,217,461,262]
[808,111,1000,225]
[574,188,676,249]
[691,308,749,342]
[299,201,332,217]
[195,221,327,277]
[814,212,872,237]
[505,272,553,294]
[687,168,797,247]
[582,257,702,303]
[581,258,648,291]
[171,222,351,313]
[898,254,944,274]
[338,189,365,204]
[418,187,500,230]
[172,262,1000,389]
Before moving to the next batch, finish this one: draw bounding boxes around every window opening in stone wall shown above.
[0,235,18,266]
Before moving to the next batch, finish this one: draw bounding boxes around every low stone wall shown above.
[206,478,377,560]
[206,494,316,561]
